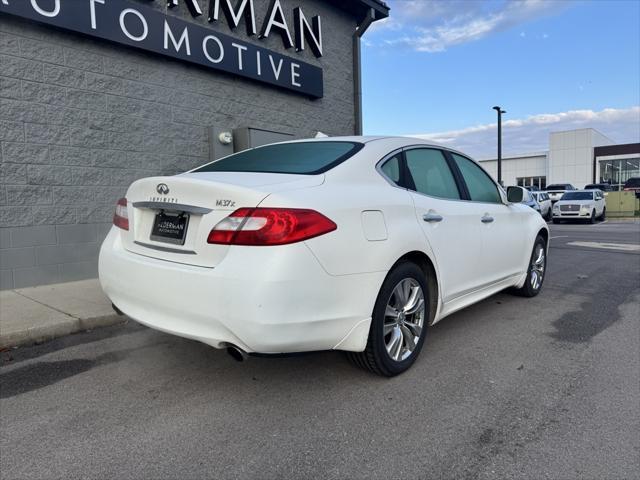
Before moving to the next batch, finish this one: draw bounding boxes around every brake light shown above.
[208,208,337,246]
[113,197,129,230]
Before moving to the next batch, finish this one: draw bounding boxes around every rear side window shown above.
[192,141,363,175]
[380,153,402,184]
[405,149,461,200]
[451,153,501,203]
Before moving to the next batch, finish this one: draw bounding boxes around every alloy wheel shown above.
[530,243,545,290]
[383,278,426,362]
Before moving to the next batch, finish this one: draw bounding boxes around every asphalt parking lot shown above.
[1,221,639,480]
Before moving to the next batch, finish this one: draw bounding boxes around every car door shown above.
[400,147,484,302]
[448,152,527,285]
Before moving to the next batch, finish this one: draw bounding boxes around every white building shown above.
[478,128,640,189]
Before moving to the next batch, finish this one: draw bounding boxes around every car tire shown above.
[348,262,429,377]
[590,209,596,224]
[552,219,560,224]
[512,235,547,298]
[600,207,606,221]
[545,210,552,221]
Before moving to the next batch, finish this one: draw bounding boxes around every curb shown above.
[0,314,126,350]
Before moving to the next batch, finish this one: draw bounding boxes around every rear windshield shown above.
[561,192,593,200]
[192,141,364,175]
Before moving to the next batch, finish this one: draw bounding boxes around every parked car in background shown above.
[623,177,640,198]
[515,188,542,215]
[532,191,552,220]
[585,183,614,192]
[99,137,549,377]
[524,185,540,192]
[545,183,577,203]
[552,189,606,224]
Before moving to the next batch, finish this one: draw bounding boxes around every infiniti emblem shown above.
[156,183,169,195]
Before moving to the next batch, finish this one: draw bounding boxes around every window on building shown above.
[599,157,640,187]
[517,176,547,189]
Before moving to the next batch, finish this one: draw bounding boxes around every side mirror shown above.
[507,186,526,203]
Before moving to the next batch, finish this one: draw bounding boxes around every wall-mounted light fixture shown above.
[218,132,233,145]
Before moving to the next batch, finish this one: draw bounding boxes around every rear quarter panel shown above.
[260,181,434,277]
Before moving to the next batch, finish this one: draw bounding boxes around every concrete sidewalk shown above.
[0,279,124,349]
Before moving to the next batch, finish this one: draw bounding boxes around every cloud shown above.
[369,0,571,52]
[408,106,640,158]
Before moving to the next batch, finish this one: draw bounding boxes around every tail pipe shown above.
[226,345,248,362]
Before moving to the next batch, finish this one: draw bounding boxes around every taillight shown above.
[208,208,337,246]
[113,197,129,230]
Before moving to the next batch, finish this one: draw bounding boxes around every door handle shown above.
[423,213,443,223]
[481,215,494,223]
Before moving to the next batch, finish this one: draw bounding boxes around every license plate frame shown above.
[150,211,190,245]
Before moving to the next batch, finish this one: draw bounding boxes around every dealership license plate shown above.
[150,212,189,245]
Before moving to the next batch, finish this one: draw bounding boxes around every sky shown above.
[361,0,640,158]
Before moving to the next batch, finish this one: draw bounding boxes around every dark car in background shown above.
[623,177,640,198]
[585,183,614,192]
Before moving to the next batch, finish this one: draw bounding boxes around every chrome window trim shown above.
[134,241,197,255]
[375,148,405,188]
[132,202,213,215]
[375,145,509,205]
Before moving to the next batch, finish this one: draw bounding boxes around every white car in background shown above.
[545,183,577,203]
[99,137,549,376]
[532,191,552,220]
[552,189,606,224]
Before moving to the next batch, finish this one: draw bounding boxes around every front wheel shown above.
[348,262,429,377]
[590,209,597,224]
[600,207,606,221]
[512,235,547,297]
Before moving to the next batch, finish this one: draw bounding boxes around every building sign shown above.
[0,0,324,98]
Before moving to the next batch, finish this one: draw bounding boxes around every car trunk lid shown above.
[120,172,323,267]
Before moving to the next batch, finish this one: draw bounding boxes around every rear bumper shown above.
[99,228,384,353]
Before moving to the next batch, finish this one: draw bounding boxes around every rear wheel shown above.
[348,262,429,377]
[513,235,547,297]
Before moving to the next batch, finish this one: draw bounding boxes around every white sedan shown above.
[532,191,552,220]
[99,137,549,376]
[552,189,606,224]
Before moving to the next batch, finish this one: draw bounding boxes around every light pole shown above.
[493,106,506,186]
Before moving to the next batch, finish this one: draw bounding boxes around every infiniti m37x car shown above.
[99,137,549,376]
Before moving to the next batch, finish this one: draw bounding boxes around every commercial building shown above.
[479,128,640,190]
[0,0,389,289]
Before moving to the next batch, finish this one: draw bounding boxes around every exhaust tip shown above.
[227,345,248,362]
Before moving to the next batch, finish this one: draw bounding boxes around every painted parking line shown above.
[550,235,568,239]
[567,241,640,252]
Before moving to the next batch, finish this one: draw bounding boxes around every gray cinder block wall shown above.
[0,0,358,289]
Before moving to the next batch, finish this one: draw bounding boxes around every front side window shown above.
[192,141,363,175]
[404,149,461,200]
[451,153,501,203]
